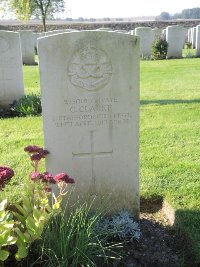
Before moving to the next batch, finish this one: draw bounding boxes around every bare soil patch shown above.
[118,198,196,267]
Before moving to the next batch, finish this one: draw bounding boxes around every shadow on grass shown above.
[140,99,200,106]
[174,209,200,266]
[140,197,200,267]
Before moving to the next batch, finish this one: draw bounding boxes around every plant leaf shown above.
[0,249,9,261]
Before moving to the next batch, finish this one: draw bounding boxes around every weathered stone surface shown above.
[0,31,24,107]
[166,25,186,58]
[19,30,35,65]
[196,25,200,56]
[191,27,197,48]
[135,27,153,58]
[38,31,140,215]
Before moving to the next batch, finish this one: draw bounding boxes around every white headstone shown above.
[135,27,153,58]
[0,31,24,107]
[38,31,140,215]
[19,30,35,65]
[166,25,186,58]
[187,28,191,43]
[192,27,197,48]
[196,25,200,56]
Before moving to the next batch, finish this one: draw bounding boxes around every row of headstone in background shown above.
[1,24,200,108]
[122,25,200,59]
[188,27,196,48]
[132,25,188,59]
[187,25,200,56]
[132,27,163,58]
[18,25,200,64]
[0,31,24,107]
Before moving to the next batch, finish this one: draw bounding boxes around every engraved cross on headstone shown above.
[72,130,113,195]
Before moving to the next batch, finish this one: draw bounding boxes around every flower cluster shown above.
[31,171,75,192]
[24,145,75,192]
[0,166,14,190]
[54,173,75,184]
[24,145,49,166]
[0,145,75,194]
[0,145,75,263]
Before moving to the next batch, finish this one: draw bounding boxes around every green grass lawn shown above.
[1,58,200,262]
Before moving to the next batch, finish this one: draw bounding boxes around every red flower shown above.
[25,145,49,162]
[54,173,69,182]
[42,172,56,184]
[31,171,42,181]
[31,153,44,161]
[30,149,49,162]
[0,166,14,189]
[24,145,43,154]
[54,173,75,184]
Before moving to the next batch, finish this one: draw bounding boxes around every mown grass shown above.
[1,58,200,262]
[140,58,200,261]
[23,65,40,94]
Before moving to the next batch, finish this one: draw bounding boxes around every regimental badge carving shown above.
[0,37,9,54]
[68,45,112,91]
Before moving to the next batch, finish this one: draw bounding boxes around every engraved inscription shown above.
[68,45,112,91]
[72,130,113,195]
[53,97,132,128]
[0,37,9,54]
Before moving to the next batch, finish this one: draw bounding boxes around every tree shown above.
[171,8,200,19]
[9,0,65,32]
[151,36,168,60]
[156,12,171,20]
[181,8,200,19]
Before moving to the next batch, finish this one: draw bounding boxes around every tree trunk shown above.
[42,15,46,32]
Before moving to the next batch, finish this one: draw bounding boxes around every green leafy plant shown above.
[184,42,196,58]
[12,94,42,117]
[0,199,17,263]
[40,202,122,267]
[151,36,168,60]
[0,145,75,264]
[94,211,141,244]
